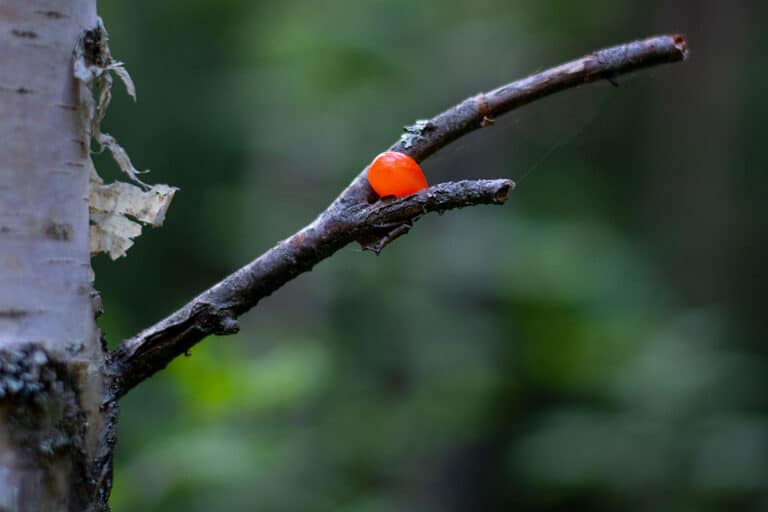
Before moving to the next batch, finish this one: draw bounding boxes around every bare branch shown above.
[109,179,513,395]
[361,179,514,225]
[333,33,688,206]
[109,34,688,398]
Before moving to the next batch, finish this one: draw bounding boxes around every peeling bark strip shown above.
[110,35,688,398]
[72,17,178,260]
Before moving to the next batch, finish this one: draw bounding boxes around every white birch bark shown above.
[0,2,112,510]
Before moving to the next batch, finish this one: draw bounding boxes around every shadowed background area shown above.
[93,1,766,511]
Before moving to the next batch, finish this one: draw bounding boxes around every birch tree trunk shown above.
[0,1,115,510]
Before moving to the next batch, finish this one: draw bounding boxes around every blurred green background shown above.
[93,1,767,511]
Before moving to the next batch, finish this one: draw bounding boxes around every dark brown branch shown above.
[333,33,688,206]
[109,179,512,395]
[355,179,514,253]
[109,34,687,398]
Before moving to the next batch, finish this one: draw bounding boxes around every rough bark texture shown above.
[0,2,114,511]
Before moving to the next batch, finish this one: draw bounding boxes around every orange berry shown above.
[367,151,428,199]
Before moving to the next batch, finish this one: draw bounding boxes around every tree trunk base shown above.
[0,344,117,512]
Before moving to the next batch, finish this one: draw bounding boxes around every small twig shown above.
[360,179,513,227]
[109,34,687,398]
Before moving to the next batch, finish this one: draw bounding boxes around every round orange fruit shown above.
[367,151,428,198]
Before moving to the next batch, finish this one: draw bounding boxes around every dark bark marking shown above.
[44,222,72,241]
[0,309,29,319]
[11,29,38,39]
[35,10,68,19]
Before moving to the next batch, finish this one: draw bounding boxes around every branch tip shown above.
[672,34,689,60]
[494,181,513,203]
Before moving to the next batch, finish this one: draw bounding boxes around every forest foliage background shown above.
[92,1,766,510]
